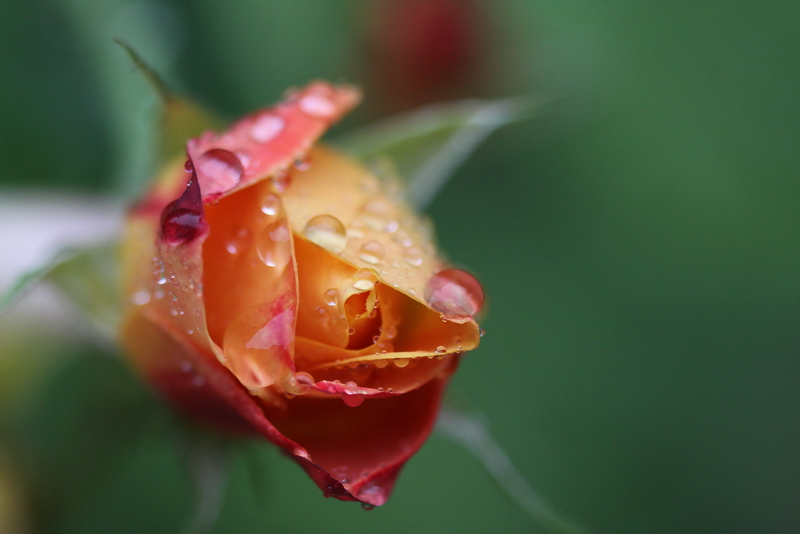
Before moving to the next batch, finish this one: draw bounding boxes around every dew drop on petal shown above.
[403,246,424,267]
[270,169,291,193]
[383,325,397,340]
[249,113,285,143]
[260,193,281,216]
[352,269,379,291]
[323,288,340,307]
[424,268,484,319]
[295,371,315,387]
[299,93,336,118]
[302,215,347,253]
[257,219,292,269]
[293,156,311,171]
[195,148,244,195]
[391,231,413,248]
[359,240,385,265]
[293,446,310,460]
[360,198,397,232]
[435,346,447,354]
[393,358,410,368]
[131,290,151,306]
[342,393,365,407]
[225,227,251,255]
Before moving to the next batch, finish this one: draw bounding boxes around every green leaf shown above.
[0,252,69,314]
[2,243,117,336]
[336,95,558,211]
[45,243,124,339]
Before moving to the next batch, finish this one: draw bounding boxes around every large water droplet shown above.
[393,358,410,368]
[302,215,347,253]
[359,240,385,264]
[249,113,285,143]
[160,171,206,245]
[424,268,484,319]
[352,269,379,291]
[342,393,365,407]
[195,148,244,195]
[257,220,292,269]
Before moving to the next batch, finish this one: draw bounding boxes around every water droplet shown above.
[225,227,251,254]
[295,372,315,387]
[270,169,291,192]
[359,240,385,264]
[293,157,311,171]
[342,393,365,407]
[236,151,251,169]
[160,201,204,245]
[361,502,375,511]
[372,335,380,343]
[360,198,397,232]
[393,358,410,368]
[436,346,447,354]
[302,215,347,253]
[403,246,424,267]
[196,148,244,195]
[323,288,340,307]
[479,327,486,338]
[391,231,413,248]
[299,93,336,118]
[424,269,484,319]
[348,326,356,335]
[257,219,292,269]
[352,269,379,291]
[407,288,418,297]
[293,446,310,460]
[383,325,397,340]
[249,113,284,143]
[131,290,151,306]
[260,193,281,216]
[374,359,389,369]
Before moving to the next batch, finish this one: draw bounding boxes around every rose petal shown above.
[187,82,361,201]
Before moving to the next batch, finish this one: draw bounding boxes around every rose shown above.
[120,81,483,506]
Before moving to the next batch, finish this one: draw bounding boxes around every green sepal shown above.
[115,39,225,165]
[336,96,557,211]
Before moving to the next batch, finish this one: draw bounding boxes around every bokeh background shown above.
[1,0,799,532]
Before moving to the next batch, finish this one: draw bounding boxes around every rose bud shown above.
[120,81,483,507]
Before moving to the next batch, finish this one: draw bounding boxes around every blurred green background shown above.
[1,0,799,532]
